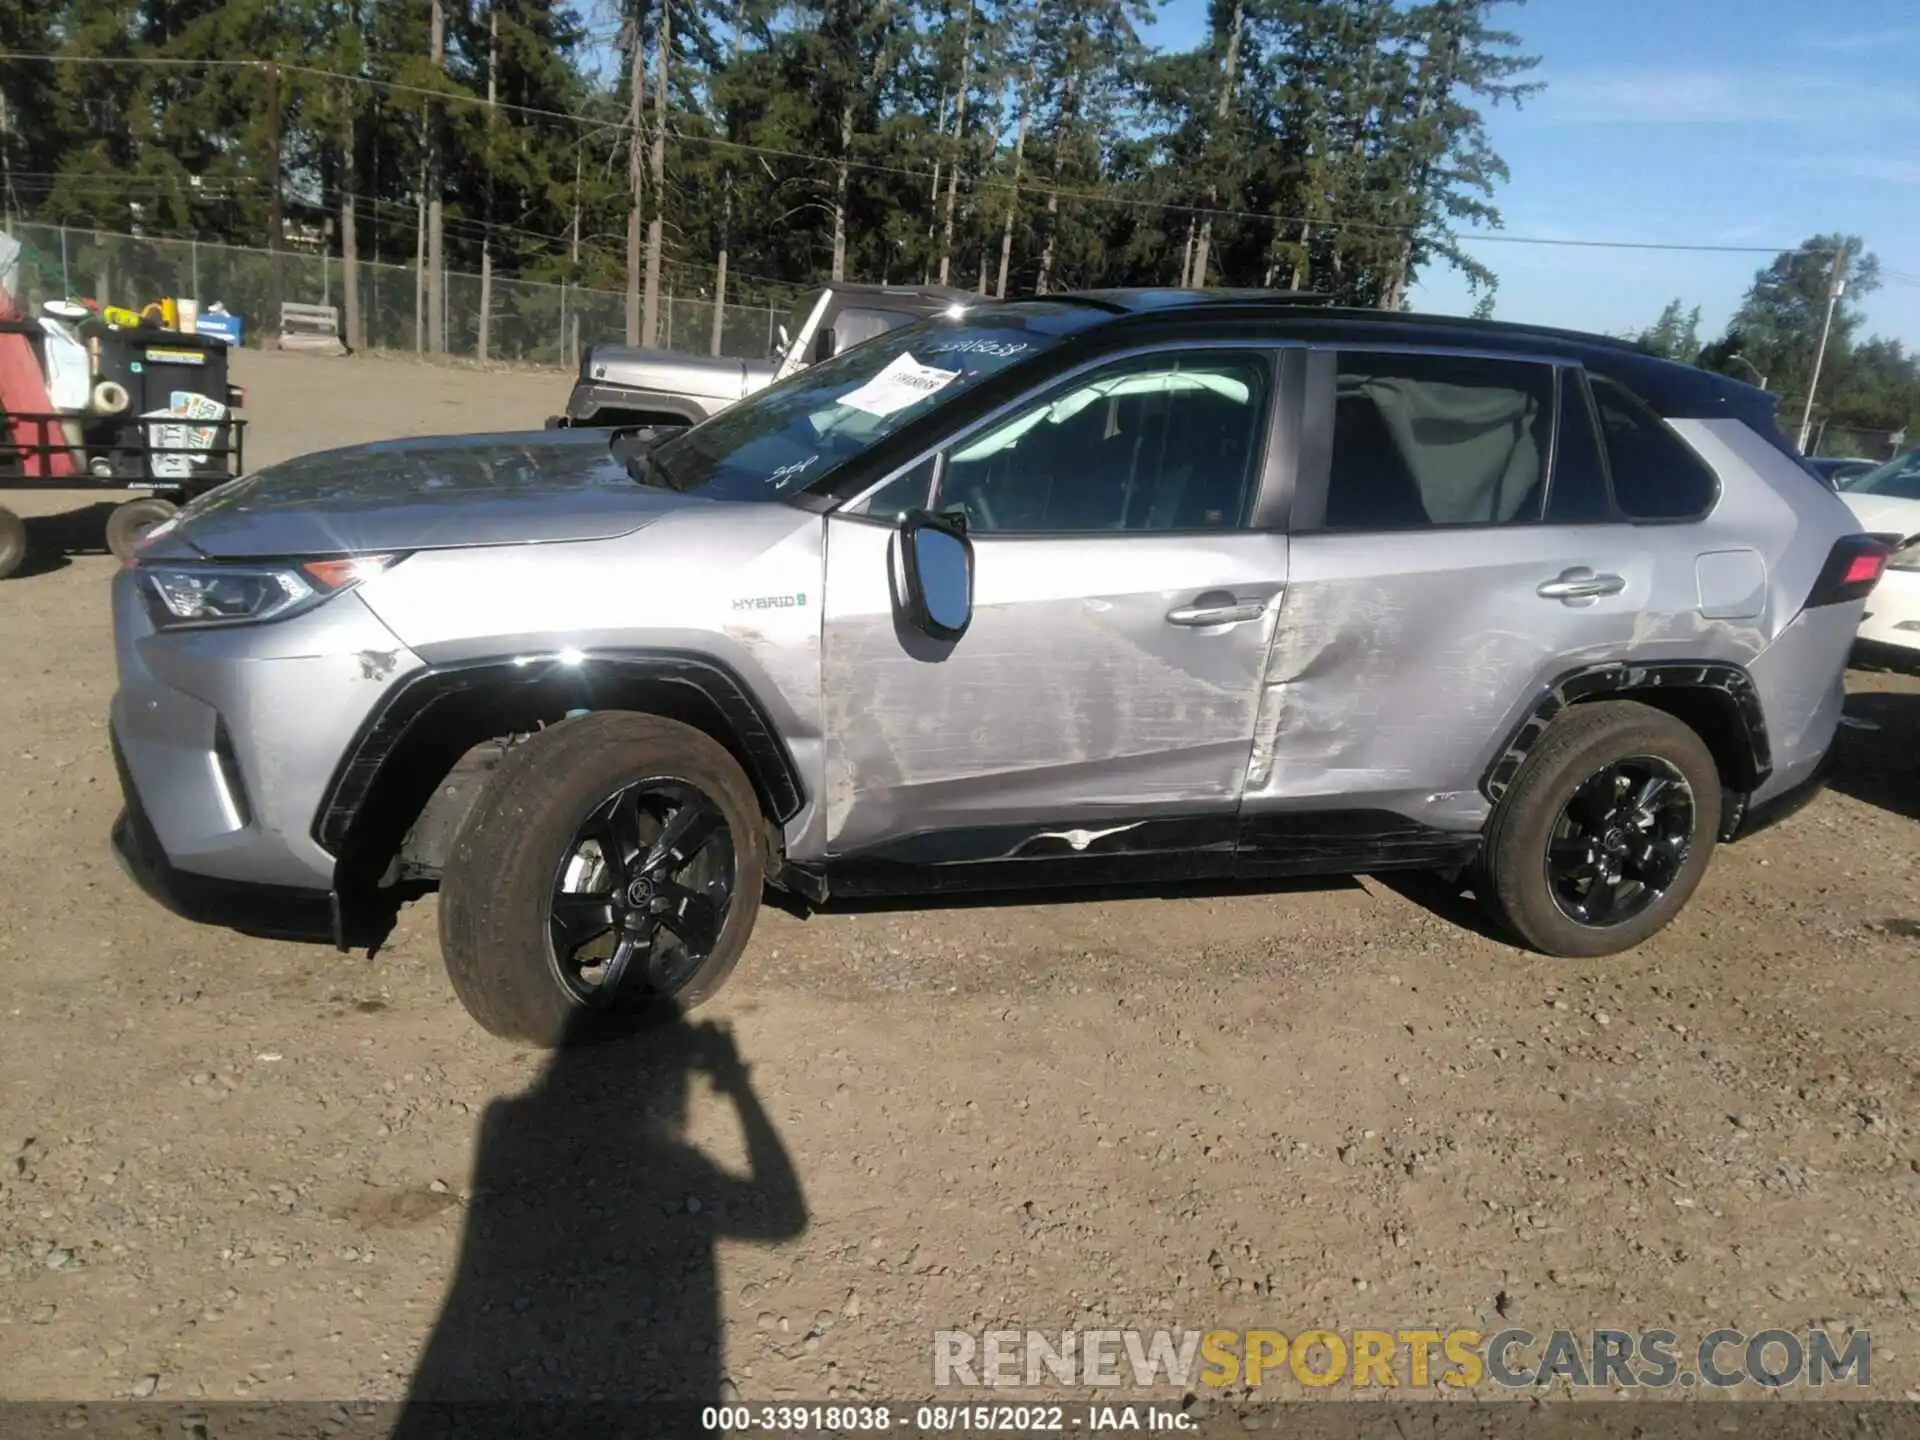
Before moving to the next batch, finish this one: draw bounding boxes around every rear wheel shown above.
[0,506,24,579]
[438,713,766,1046]
[104,497,178,563]
[1480,700,1721,957]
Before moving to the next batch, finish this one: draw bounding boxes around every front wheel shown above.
[438,713,767,1046]
[1480,700,1722,958]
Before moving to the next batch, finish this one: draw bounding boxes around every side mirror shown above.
[897,508,974,642]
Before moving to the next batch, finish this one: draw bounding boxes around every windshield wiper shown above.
[611,433,684,491]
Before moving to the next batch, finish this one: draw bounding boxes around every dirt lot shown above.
[1,349,1918,1409]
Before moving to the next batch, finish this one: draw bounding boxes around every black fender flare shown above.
[564,381,709,428]
[312,650,806,857]
[1480,660,1772,804]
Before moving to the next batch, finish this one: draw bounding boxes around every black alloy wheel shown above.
[547,778,737,1007]
[1544,755,1695,929]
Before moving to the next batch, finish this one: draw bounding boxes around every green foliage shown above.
[1651,236,1919,457]
[1,0,1540,323]
[1634,298,1701,362]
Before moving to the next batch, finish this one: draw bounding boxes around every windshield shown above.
[1843,448,1920,500]
[644,305,1079,502]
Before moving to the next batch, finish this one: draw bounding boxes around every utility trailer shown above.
[0,321,246,579]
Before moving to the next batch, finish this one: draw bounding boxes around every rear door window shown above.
[1318,351,1556,531]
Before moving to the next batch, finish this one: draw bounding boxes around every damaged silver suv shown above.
[109,291,1887,1045]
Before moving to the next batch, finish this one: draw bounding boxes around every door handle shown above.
[1166,590,1269,627]
[1537,568,1626,603]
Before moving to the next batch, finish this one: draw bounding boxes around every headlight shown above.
[1888,539,1920,573]
[139,555,403,630]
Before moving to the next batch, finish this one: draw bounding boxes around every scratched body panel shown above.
[1244,527,1662,831]
[819,516,1289,853]
[362,505,836,854]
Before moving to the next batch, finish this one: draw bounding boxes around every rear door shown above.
[818,344,1291,867]
[1244,344,1657,840]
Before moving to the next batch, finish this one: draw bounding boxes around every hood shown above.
[1841,491,1920,542]
[143,428,720,560]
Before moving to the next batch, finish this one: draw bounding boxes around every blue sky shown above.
[1145,0,1920,346]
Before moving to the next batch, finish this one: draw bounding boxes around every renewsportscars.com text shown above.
[933,1327,1871,1390]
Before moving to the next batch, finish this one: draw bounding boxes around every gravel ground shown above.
[1,349,1917,1409]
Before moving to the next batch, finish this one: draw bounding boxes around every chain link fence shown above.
[5,222,788,367]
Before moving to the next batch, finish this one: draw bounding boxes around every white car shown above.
[1839,448,1920,659]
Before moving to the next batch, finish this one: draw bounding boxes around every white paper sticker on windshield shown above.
[837,352,961,417]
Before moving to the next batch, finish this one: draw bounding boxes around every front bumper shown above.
[110,731,342,944]
[107,566,424,906]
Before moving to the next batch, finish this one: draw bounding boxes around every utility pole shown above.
[426,0,446,355]
[1798,241,1848,453]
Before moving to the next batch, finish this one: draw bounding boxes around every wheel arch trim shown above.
[1480,660,1772,805]
[311,649,806,856]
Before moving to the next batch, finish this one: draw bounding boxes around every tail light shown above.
[1806,534,1890,607]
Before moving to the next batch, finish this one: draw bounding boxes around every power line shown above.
[0,49,1816,257]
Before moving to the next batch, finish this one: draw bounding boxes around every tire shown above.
[104,497,179,563]
[438,712,767,1047]
[1480,700,1721,958]
[0,506,24,580]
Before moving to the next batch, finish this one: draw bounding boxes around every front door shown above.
[820,346,1289,877]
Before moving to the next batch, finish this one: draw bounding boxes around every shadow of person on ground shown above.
[1829,678,1920,823]
[391,1002,808,1439]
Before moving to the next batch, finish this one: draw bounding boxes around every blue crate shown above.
[195,312,243,347]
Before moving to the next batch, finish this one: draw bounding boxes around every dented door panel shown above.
[820,517,1288,854]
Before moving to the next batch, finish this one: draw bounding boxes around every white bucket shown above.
[176,297,199,335]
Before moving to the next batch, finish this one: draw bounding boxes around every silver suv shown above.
[108,292,1889,1046]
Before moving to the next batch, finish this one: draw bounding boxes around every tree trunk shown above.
[1179,214,1195,286]
[710,177,731,356]
[264,62,284,250]
[938,0,975,287]
[1036,194,1058,294]
[1291,219,1312,290]
[264,61,285,327]
[625,17,646,345]
[413,155,426,353]
[478,2,497,361]
[643,0,670,347]
[426,0,445,354]
[995,66,1031,299]
[340,103,363,351]
[1189,0,1243,290]
[1381,10,1457,312]
[831,99,854,282]
[711,5,741,358]
[1036,44,1083,297]
[341,191,362,351]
